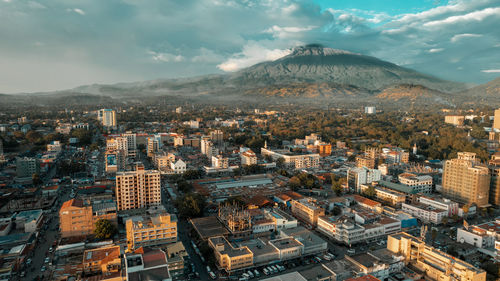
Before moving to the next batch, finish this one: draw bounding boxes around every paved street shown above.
[21,184,72,281]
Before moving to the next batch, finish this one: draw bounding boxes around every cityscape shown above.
[0,1,499,281]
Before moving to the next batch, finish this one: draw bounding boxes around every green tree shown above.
[332,206,342,216]
[177,180,193,193]
[94,219,117,239]
[362,186,376,198]
[176,193,206,218]
[288,176,301,190]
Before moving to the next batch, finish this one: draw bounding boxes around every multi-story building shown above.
[106,136,129,154]
[125,248,171,281]
[16,157,40,178]
[290,198,325,227]
[201,139,218,159]
[115,166,161,211]
[398,173,433,194]
[241,150,257,166]
[147,135,161,157]
[457,219,499,251]
[360,184,406,207]
[105,149,125,173]
[444,115,465,126]
[356,156,376,169]
[122,132,137,156]
[442,152,490,207]
[154,153,176,171]
[402,203,448,224]
[418,195,459,216]
[317,215,400,246]
[261,147,319,170]
[208,236,254,272]
[47,141,62,154]
[347,167,381,192]
[210,129,224,145]
[489,153,500,206]
[212,155,229,169]
[170,159,186,175]
[126,213,178,250]
[493,108,500,130]
[365,106,376,114]
[82,245,121,275]
[388,232,486,281]
[98,109,116,128]
[59,198,117,237]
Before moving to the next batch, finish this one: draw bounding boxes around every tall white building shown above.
[98,109,116,128]
[347,167,381,192]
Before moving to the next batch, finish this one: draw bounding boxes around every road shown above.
[21,184,72,281]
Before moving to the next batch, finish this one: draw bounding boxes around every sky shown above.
[0,0,499,93]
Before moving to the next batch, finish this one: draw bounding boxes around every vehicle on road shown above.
[209,271,217,279]
[44,257,50,264]
[41,266,46,272]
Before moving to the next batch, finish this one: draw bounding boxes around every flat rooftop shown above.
[280,226,326,249]
[269,237,303,250]
[261,271,307,281]
[209,236,252,258]
[190,216,229,239]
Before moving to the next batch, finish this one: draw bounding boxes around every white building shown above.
[365,106,376,114]
[402,203,448,224]
[398,173,433,194]
[170,159,186,175]
[457,219,499,251]
[212,155,229,169]
[347,167,381,192]
[419,196,459,216]
[261,148,319,170]
[241,150,257,166]
[47,141,62,154]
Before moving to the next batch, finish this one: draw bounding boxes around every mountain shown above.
[3,44,492,107]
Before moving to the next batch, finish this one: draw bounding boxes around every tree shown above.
[332,206,342,216]
[363,186,376,198]
[177,180,193,193]
[430,229,438,244]
[94,219,117,239]
[32,173,42,186]
[288,176,301,190]
[276,157,285,168]
[183,169,202,180]
[176,193,206,218]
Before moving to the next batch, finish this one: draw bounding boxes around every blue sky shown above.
[0,0,499,93]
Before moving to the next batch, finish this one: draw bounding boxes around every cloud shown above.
[428,48,444,53]
[67,8,85,15]
[424,7,500,27]
[451,33,483,42]
[0,0,498,93]
[149,51,184,63]
[481,69,500,73]
[217,43,291,72]
[264,25,317,39]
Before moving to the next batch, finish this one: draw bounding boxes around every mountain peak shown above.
[289,44,356,57]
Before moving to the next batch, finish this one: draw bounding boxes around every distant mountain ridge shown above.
[0,44,498,107]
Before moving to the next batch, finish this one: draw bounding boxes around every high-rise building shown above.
[493,108,500,130]
[488,153,500,206]
[126,213,178,250]
[16,157,40,178]
[387,232,486,281]
[290,198,325,227]
[210,129,224,145]
[442,152,490,207]
[147,135,161,158]
[59,198,117,238]
[347,167,381,192]
[115,166,161,211]
[241,150,257,166]
[364,106,376,114]
[98,109,116,128]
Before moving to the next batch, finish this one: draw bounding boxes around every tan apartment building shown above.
[59,199,117,238]
[442,152,490,207]
[82,245,121,275]
[489,153,500,206]
[208,236,253,272]
[98,109,116,128]
[290,198,325,227]
[493,108,500,130]
[444,115,465,126]
[356,156,376,169]
[387,232,486,281]
[126,213,177,250]
[115,166,161,211]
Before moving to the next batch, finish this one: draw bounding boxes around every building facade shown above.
[115,166,162,211]
[126,213,178,250]
[442,152,490,207]
[59,199,117,238]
